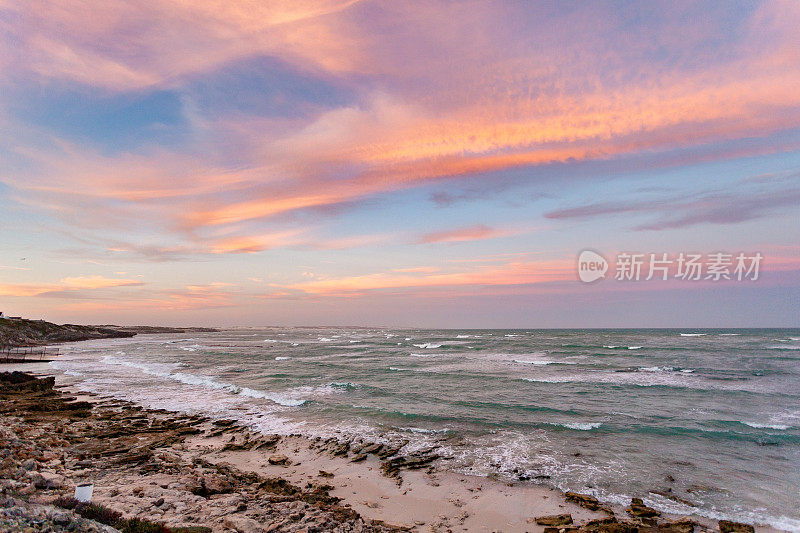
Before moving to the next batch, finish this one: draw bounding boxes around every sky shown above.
[1,0,799,328]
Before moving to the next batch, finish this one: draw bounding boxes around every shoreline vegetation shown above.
[1,369,769,533]
[0,318,217,349]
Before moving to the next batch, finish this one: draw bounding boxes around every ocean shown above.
[50,328,800,531]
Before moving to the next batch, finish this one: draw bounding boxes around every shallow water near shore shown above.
[49,328,800,531]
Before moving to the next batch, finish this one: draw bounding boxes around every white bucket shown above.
[74,483,93,502]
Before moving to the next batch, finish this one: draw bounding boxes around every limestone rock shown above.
[719,520,754,533]
[536,513,574,526]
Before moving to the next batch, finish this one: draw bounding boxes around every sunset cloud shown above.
[418,225,507,244]
[285,258,574,296]
[0,276,143,297]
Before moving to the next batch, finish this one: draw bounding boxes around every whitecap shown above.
[680,333,706,337]
[560,422,603,430]
[410,352,436,357]
[742,421,790,430]
[397,426,449,434]
[275,356,291,361]
[413,342,443,349]
[101,355,305,407]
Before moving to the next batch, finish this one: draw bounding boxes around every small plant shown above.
[53,496,170,532]
[118,517,171,533]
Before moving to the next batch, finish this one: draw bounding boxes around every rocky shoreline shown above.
[1,371,765,533]
[0,318,217,350]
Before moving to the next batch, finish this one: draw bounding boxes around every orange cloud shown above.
[285,258,574,296]
[3,1,800,256]
[0,276,143,297]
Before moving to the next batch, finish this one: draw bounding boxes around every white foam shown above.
[275,356,291,360]
[413,342,443,349]
[680,333,706,337]
[515,359,556,365]
[561,422,603,430]
[397,426,449,434]
[101,354,305,407]
[767,345,800,350]
[410,352,436,357]
[742,421,790,430]
[603,345,643,349]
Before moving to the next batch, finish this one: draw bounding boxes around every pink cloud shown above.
[0,275,143,297]
[418,225,507,244]
[2,1,800,259]
[284,258,574,296]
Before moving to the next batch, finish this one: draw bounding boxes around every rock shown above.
[627,497,660,518]
[190,474,234,496]
[268,454,289,465]
[380,453,438,477]
[658,516,695,533]
[318,470,334,478]
[565,491,602,511]
[204,474,234,495]
[543,528,579,533]
[535,514,573,526]
[30,471,64,489]
[224,515,264,533]
[581,517,639,533]
[153,497,165,507]
[50,511,72,526]
[718,521,754,533]
[171,527,213,533]
[359,443,383,454]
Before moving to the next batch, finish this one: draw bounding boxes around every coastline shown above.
[0,317,218,350]
[1,365,777,533]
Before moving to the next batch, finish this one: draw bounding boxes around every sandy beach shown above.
[1,366,772,533]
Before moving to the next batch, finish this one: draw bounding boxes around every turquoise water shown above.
[51,328,800,530]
